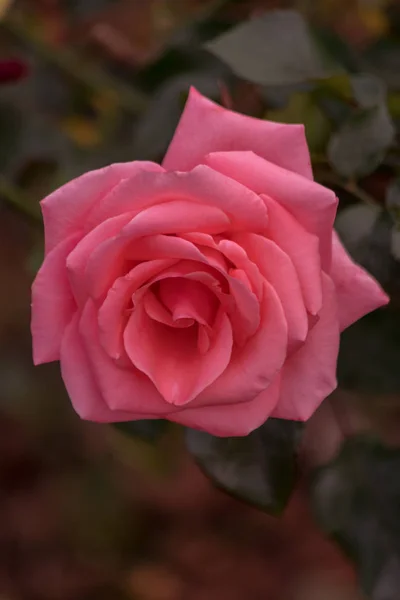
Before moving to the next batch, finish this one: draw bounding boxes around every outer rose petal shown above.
[85,165,268,233]
[169,376,281,437]
[330,231,389,331]
[271,275,340,421]
[61,314,151,422]
[204,151,338,268]
[32,233,80,365]
[262,195,323,315]
[41,162,163,254]
[66,213,134,306]
[233,232,308,349]
[163,87,313,179]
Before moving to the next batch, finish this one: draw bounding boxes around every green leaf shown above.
[206,10,336,86]
[338,308,400,395]
[328,105,395,178]
[310,436,400,598]
[267,92,331,153]
[186,419,304,514]
[113,420,168,442]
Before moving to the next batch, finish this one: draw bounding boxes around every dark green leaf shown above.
[336,208,397,287]
[267,91,331,153]
[328,105,395,178]
[113,420,168,442]
[338,308,400,395]
[310,436,400,599]
[186,419,304,514]
[206,10,335,86]
[311,27,360,73]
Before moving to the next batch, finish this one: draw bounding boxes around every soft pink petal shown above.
[204,151,338,268]
[181,232,263,299]
[170,376,281,437]
[85,164,268,233]
[163,87,312,179]
[41,161,163,254]
[66,213,134,306]
[330,231,389,331]
[79,300,171,415]
[262,194,323,315]
[31,233,80,365]
[98,259,177,359]
[124,304,233,407]
[94,231,260,348]
[139,261,260,348]
[85,201,230,300]
[158,278,218,325]
[191,280,287,408]
[60,314,149,422]
[233,232,308,350]
[143,290,194,328]
[271,275,340,421]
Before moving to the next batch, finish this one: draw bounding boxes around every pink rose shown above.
[31,89,388,437]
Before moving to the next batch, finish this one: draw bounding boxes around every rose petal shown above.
[204,150,338,268]
[41,162,163,254]
[60,314,149,422]
[124,304,233,406]
[330,231,389,331]
[85,201,230,300]
[31,233,80,365]
[98,259,177,359]
[170,376,281,437]
[66,212,134,306]
[191,280,287,408]
[85,164,268,233]
[79,300,171,415]
[96,234,260,348]
[143,290,194,328]
[262,194,323,315]
[233,232,308,350]
[140,261,260,347]
[158,278,219,326]
[271,275,339,421]
[163,87,312,179]
[181,232,263,298]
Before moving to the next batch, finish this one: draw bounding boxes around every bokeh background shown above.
[1,1,400,599]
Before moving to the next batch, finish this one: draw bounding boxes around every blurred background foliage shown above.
[0,0,400,599]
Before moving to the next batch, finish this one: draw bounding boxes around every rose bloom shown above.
[31,89,388,437]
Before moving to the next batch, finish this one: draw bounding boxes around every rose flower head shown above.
[31,89,388,437]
